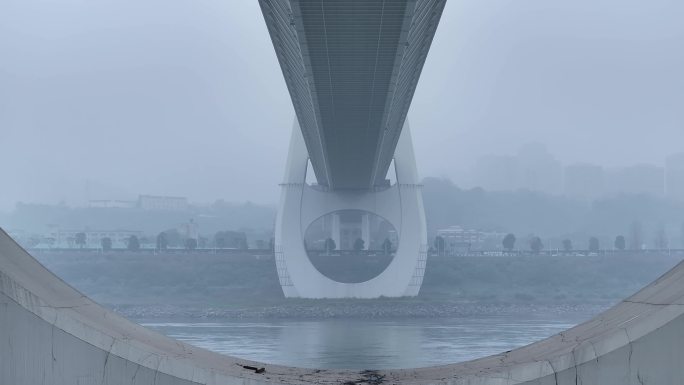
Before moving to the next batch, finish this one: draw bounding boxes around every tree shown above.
[353,238,365,251]
[502,233,516,251]
[324,238,336,254]
[101,237,112,251]
[156,232,168,250]
[562,239,572,252]
[184,238,198,250]
[614,235,626,251]
[381,238,393,254]
[434,236,445,255]
[75,232,86,249]
[529,236,543,254]
[164,229,183,248]
[588,237,600,252]
[127,235,140,251]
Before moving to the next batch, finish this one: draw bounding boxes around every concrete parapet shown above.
[2,227,684,384]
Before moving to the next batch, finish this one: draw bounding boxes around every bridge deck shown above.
[260,0,446,190]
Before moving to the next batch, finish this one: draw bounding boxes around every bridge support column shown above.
[274,120,428,298]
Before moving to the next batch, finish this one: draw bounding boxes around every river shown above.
[139,309,599,369]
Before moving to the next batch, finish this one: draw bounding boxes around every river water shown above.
[139,310,599,369]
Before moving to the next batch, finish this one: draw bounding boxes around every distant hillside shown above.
[422,177,684,247]
[3,201,277,238]
[4,177,684,250]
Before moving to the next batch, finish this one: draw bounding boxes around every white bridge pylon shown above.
[274,120,428,298]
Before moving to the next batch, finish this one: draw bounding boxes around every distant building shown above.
[87,195,189,211]
[605,164,665,196]
[180,219,199,241]
[472,143,562,194]
[138,195,189,211]
[436,226,506,254]
[516,143,563,194]
[564,163,604,200]
[472,155,518,191]
[666,153,684,201]
[88,199,136,209]
[436,226,482,254]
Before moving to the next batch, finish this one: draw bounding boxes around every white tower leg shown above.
[274,119,428,298]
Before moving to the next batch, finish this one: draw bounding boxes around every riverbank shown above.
[32,250,682,320]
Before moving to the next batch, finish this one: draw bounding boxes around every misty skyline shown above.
[2,0,683,210]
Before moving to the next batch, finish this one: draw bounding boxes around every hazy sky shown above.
[1,0,682,210]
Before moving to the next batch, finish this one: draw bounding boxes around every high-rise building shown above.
[472,155,518,191]
[666,153,684,201]
[563,163,604,200]
[516,143,563,194]
[605,164,665,196]
[472,143,562,194]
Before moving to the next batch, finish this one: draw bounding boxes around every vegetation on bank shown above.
[34,251,683,311]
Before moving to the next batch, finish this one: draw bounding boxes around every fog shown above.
[3,1,684,375]
[1,0,683,210]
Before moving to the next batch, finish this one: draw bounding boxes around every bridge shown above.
[260,0,445,190]
[261,0,446,298]
[2,1,684,383]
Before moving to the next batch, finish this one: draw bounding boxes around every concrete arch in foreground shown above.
[1,227,684,384]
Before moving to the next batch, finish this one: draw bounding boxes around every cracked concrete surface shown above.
[2,228,684,384]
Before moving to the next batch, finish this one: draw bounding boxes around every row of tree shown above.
[93,235,140,251]
[79,230,258,251]
[500,233,654,253]
[432,232,672,255]
[318,237,394,253]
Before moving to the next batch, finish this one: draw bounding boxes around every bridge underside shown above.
[260,0,446,190]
